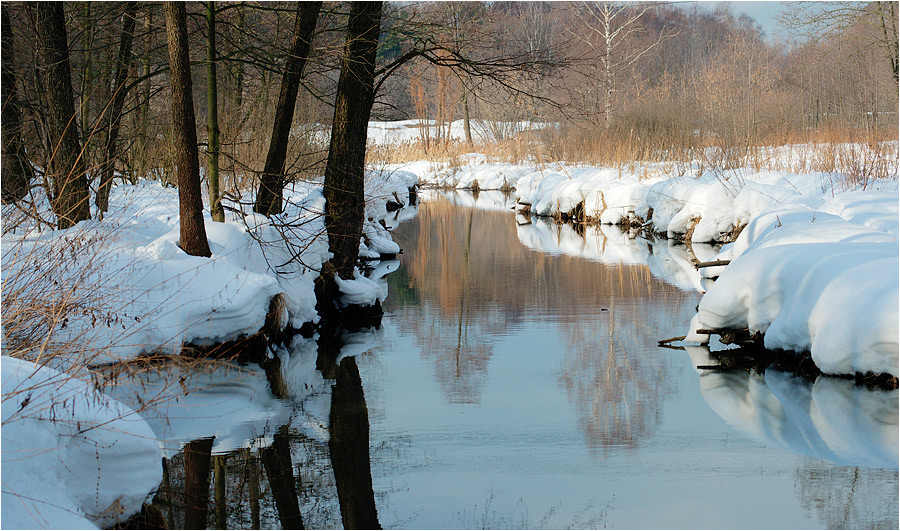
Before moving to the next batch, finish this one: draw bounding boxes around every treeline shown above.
[2,2,898,218]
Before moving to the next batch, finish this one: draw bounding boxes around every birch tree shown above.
[573,1,678,129]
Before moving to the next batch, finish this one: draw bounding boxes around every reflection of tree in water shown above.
[393,197,694,417]
[557,265,691,454]
[143,351,381,529]
[794,458,899,529]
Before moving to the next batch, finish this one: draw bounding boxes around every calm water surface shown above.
[135,192,898,529]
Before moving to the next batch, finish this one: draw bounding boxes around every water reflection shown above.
[108,328,383,529]
[686,345,899,469]
[517,215,720,292]
[389,194,697,452]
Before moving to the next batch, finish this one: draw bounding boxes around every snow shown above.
[2,356,162,529]
[398,151,898,377]
[366,119,552,146]
[692,194,899,377]
[1,168,413,529]
[1,171,414,366]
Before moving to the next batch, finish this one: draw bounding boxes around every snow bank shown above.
[1,171,413,366]
[2,356,162,529]
[690,191,899,377]
[401,159,898,244]
[686,347,898,469]
[400,157,898,377]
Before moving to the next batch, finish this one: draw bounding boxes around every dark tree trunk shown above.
[183,437,214,530]
[322,1,383,280]
[260,427,305,529]
[329,356,381,530]
[207,0,224,222]
[96,2,139,216]
[35,2,91,229]
[254,1,322,217]
[1,5,33,204]
[165,1,212,257]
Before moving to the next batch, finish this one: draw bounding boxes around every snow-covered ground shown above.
[297,120,553,147]
[2,356,162,529]
[1,170,415,529]
[395,150,899,378]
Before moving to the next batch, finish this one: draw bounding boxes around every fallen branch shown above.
[694,259,731,269]
[658,335,686,346]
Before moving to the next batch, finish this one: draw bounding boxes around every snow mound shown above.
[691,190,899,377]
[2,356,162,529]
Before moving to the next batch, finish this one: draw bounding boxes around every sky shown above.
[684,1,793,41]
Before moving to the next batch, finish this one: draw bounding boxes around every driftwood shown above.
[687,330,898,390]
[694,259,731,269]
[657,335,686,346]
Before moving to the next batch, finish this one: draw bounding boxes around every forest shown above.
[3,1,897,222]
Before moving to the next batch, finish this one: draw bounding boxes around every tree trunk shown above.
[183,437,214,530]
[80,3,93,158]
[96,2,139,216]
[1,5,34,204]
[322,1,383,280]
[462,89,473,146]
[254,1,322,217]
[165,1,212,257]
[35,2,91,229]
[207,0,224,222]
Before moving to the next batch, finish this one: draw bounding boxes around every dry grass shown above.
[369,116,899,186]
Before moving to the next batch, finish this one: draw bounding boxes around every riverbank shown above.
[395,155,899,381]
[1,170,416,528]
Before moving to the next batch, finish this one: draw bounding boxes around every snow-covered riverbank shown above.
[1,171,415,528]
[396,155,899,379]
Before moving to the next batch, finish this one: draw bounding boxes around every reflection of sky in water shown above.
[105,193,897,529]
[363,195,898,529]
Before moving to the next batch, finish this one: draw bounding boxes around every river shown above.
[118,191,898,529]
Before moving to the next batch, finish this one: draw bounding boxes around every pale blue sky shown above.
[682,1,792,41]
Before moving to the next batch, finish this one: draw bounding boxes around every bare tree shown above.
[34,2,92,229]
[781,2,898,85]
[207,1,224,222]
[254,1,323,217]
[572,1,678,129]
[96,2,139,216]
[1,4,33,204]
[165,1,211,257]
[322,1,383,281]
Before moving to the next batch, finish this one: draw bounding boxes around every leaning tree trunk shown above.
[254,1,322,217]
[165,1,212,257]
[1,5,34,204]
[35,2,91,229]
[96,2,139,216]
[322,1,382,280]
